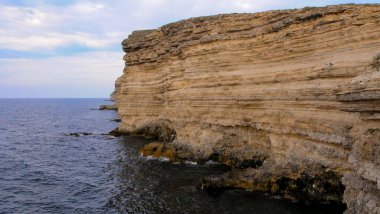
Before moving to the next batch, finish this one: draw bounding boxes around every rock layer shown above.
[113,4,380,213]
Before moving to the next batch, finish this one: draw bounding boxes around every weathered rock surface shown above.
[113,4,380,213]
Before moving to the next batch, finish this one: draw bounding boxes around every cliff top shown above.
[121,4,380,65]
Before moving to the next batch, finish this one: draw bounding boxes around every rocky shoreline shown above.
[112,4,380,213]
[99,104,118,110]
[138,140,346,205]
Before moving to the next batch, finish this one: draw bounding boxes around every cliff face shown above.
[113,4,380,213]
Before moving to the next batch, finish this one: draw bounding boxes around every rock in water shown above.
[99,104,118,110]
[108,128,123,137]
[111,118,122,122]
[112,4,380,213]
[66,132,93,137]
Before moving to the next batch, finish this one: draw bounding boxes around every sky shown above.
[0,0,379,98]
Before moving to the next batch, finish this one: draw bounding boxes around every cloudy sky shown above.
[0,0,378,98]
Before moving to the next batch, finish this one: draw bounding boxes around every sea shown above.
[0,99,345,213]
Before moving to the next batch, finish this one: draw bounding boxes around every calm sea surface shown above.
[0,99,344,213]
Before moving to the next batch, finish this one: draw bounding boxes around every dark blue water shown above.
[0,99,344,213]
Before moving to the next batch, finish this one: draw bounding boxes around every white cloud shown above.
[71,2,105,13]
[0,32,122,51]
[0,51,123,96]
[0,6,54,27]
[22,8,46,26]
[234,2,253,10]
[0,2,118,51]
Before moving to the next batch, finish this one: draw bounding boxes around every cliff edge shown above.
[113,4,380,213]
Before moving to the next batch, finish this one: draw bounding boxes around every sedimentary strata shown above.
[113,4,380,213]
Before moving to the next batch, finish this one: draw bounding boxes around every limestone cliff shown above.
[113,4,380,213]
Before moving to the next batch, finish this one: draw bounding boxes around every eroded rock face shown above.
[198,164,345,204]
[113,4,380,213]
